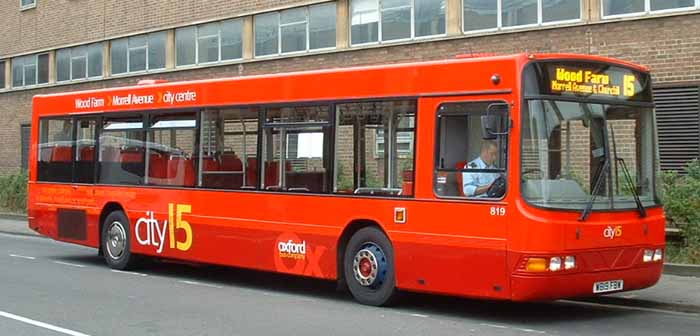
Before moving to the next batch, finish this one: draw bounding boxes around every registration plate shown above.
[593,280,624,294]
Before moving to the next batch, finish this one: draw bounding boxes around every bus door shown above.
[397,98,511,299]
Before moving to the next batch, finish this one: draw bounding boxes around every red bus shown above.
[28,53,665,306]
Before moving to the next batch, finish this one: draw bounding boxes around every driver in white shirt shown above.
[463,140,500,197]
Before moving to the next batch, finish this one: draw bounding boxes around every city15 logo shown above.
[135,204,193,254]
[603,225,623,240]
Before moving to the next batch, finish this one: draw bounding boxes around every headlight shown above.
[526,258,548,272]
[653,249,663,262]
[643,249,654,262]
[564,256,576,270]
[549,257,562,271]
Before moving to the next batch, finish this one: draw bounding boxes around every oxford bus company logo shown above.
[135,204,193,254]
[603,225,623,239]
[274,233,326,277]
[278,239,306,260]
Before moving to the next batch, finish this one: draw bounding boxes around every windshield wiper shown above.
[579,157,609,221]
[610,126,647,218]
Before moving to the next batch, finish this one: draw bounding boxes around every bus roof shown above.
[32,53,649,117]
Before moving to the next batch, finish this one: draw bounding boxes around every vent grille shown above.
[653,86,700,173]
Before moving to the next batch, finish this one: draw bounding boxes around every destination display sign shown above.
[526,61,652,102]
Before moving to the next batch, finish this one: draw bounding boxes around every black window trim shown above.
[432,99,510,201]
[33,97,419,199]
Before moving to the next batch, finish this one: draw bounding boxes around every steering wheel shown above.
[487,174,506,198]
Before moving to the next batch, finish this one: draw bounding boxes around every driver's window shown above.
[146,113,198,187]
[434,102,508,199]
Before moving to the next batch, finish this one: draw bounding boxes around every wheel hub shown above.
[352,243,387,288]
[106,221,126,260]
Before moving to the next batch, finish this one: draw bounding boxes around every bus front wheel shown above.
[343,227,398,306]
[101,211,139,270]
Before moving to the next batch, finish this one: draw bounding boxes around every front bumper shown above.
[511,262,663,301]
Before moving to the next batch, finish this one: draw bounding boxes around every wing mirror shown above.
[481,103,510,140]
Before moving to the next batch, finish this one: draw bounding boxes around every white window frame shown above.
[177,20,244,68]
[255,5,337,59]
[463,0,582,34]
[279,8,309,56]
[112,33,166,75]
[308,2,338,51]
[197,22,223,65]
[601,0,700,20]
[12,53,49,88]
[0,60,6,90]
[254,12,280,58]
[58,43,103,82]
[127,36,149,73]
[20,0,36,11]
[351,0,447,47]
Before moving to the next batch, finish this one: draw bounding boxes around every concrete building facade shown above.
[1,0,699,175]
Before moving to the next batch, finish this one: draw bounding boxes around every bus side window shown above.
[146,113,197,187]
[74,119,97,183]
[98,117,146,185]
[199,108,259,190]
[333,100,416,197]
[37,118,74,183]
[434,102,508,199]
[262,105,330,193]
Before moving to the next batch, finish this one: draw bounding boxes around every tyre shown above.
[101,210,139,270]
[343,227,398,306]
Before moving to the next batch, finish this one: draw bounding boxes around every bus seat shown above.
[201,156,220,172]
[183,159,196,187]
[221,153,242,171]
[120,149,143,163]
[402,169,414,196]
[148,153,167,179]
[51,146,72,162]
[264,161,279,187]
[79,146,95,161]
[246,157,258,187]
[264,161,292,188]
[167,156,195,187]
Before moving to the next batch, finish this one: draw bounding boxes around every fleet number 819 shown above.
[490,206,506,216]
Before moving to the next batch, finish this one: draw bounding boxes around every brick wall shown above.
[2,12,700,174]
[1,0,322,55]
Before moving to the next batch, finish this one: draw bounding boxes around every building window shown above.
[176,19,243,66]
[255,3,337,57]
[464,0,580,32]
[20,0,35,10]
[602,0,697,17]
[21,124,31,170]
[310,3,337,50]
[12,53,48,88]
[57,43,103,82]
[112,32,166,74]
[0,60,6,89]
[255,13,280,57]
[351,0,445,45]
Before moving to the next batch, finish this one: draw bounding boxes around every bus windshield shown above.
[522,100,659,211]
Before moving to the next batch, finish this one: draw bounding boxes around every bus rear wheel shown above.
[101,210,139,270]
[343,227,398,306]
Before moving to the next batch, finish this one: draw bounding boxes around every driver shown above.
[463,140,500,197]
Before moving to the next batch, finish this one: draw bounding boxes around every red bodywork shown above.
[28,53,664,301]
